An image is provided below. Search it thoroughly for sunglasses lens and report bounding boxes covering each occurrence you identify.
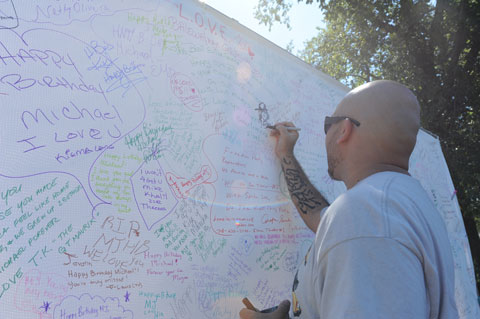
[324,123,331,135]
[324,116,359,135]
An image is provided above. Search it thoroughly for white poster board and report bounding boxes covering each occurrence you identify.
[0,0,477,318]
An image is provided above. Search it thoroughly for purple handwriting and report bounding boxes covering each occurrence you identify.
[16,135,46,153]
[84,40,114,66]
[53,293,133,319]
[20,101,122,130]
[54,125,121,143]
[84,40,148,97]
[39,301,51,313]
[33,3,110,24]
[104,61,147,95]
[55,144,115,164]
[0,0,18,30]
[16,101,124,154]
[0,73,108,103]
[0,41,81,76]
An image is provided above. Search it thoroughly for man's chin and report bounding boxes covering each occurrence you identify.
[328,168,340,181]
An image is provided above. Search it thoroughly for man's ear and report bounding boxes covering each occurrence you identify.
[336,119,353,144]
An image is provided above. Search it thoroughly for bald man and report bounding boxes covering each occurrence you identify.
[239,80,458,319]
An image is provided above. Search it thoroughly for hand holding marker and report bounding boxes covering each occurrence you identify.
[266,125,301,131]
[242,297,278,313]
[256,101,300,131]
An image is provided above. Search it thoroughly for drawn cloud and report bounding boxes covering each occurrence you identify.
[53,293,133,319]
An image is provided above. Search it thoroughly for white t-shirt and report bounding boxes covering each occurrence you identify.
[291,172,458,318]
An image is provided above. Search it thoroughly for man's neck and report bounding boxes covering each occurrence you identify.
[344,163,410,189]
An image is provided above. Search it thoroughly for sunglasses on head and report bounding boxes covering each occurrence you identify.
[324,116,361,135]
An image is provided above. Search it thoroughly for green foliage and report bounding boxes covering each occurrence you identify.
[285,40,295,53]
[254,0,293,31]
[256,0,480,289]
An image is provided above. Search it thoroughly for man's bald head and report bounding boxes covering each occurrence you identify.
[335,80,420,162]
[325,80,421,186]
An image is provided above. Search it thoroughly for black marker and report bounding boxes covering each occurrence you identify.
[266,125,301,131]
[260,306,279,313]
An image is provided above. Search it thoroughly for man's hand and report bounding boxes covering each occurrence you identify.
[270,120,328,232]
[270,122,299,158]
[239,300,291,319]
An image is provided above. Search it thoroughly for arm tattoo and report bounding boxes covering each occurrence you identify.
[281,157,327,215]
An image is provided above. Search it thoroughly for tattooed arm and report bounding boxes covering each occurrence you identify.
[271,122,329,232]
[281,154,329,231]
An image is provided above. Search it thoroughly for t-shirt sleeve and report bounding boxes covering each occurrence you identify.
[315,237,428,319]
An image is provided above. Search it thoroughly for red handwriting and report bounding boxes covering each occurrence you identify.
[261,214,292,225]
[166,165,212,199]
[170,73,203,112]
[178,3,226,40]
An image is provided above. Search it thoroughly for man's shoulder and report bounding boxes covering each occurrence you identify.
[315,172,431,256]
[323,171,403,223]
[330,171,429,215]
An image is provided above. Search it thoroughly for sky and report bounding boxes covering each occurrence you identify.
[201,0,325,54]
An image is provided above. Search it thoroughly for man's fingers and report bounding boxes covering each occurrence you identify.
[276,125,289,135]
[271,122,296,131]
[275,300,291,315]
[274,121,295,128]
[270,121,299,159]
[275,124,299,140]
[270,129,280,137]
[239,308,258,319]
[239,300,291,319]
